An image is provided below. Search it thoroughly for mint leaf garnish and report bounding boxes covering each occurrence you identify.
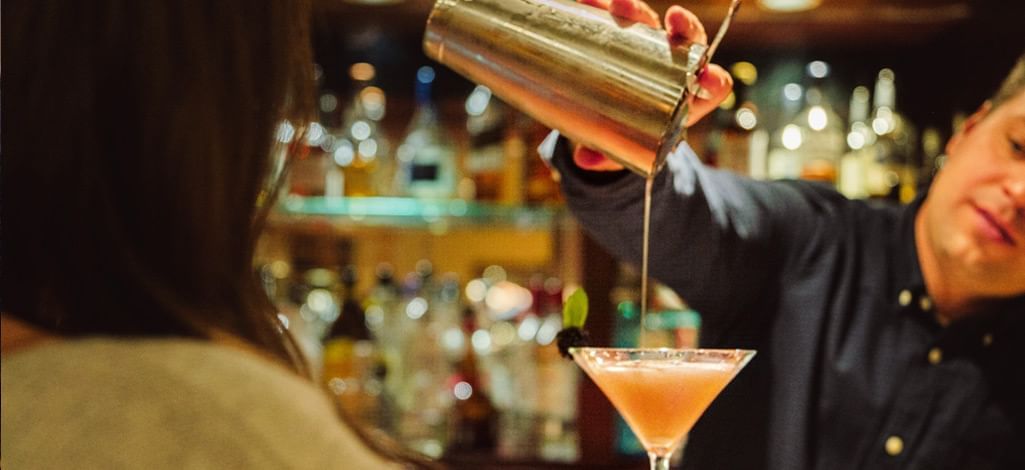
[562,288,588,329]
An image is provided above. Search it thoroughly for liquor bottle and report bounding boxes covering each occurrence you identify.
[495,275,545,459]
[767,82,805,180]
[288,64,335,197]
[365,263,400,341]
[465,85,507,201]
[523,117,563,206]
[767,62,846,184]
[395,66,458,199]
[393,267,454,458]
[335,63,391,197]
[864,68,918,202]
[795,61,845,184]
[363,263,401,434]
[839,86,875,199]
[433,273,463,336]
[448,307,499,454]
[713,61,768,178]
[322,265,379,426]
[318,81,344,198]
[534,278,580,461]
[364,264,400,384]
[327,265,371,342]
[919,126,944,183]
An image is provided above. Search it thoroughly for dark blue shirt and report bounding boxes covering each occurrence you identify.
[544,134,1025,470]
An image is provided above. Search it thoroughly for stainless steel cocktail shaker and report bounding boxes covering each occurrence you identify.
[424,0,718,176]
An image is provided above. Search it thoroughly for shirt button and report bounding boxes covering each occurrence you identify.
[898,289,913,307]
[885,435,904,456]
[918,295,933,312]
[982,334,994,347]
[928,347,943,365]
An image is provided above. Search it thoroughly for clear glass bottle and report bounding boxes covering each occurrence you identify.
[839,86,875,199]
[795,61,845,184]
[364,263,401,435]
[395,66,458,199]
[393,264,454,458]
[366,263,400,343]
[865,68,918,202]
[768,62,845,184]
[767,82,805,180]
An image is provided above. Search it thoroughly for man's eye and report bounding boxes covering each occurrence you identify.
[1012,139,1025,156]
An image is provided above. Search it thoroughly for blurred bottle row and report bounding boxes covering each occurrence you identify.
[260,259,580,462]
[705,60,945,204]
[280,63,562,206]
[282,60,946,208]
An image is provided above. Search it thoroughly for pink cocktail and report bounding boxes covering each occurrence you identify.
[570,348,756,470]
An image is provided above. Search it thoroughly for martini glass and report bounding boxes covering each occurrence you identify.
[569,348,755,470]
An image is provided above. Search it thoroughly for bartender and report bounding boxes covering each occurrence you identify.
[545,0,1025,468]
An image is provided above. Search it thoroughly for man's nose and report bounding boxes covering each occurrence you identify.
[1005,175,1025,219]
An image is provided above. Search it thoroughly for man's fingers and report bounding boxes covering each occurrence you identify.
[573,145,626,171]
[568,2,729,147]
[665,6,708,46]
[686,64,733,127]
[609,0,660,28]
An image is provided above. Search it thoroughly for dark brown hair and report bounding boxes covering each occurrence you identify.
[1,4,444,466]
[990,51,1025,110]
[1,0,313,369]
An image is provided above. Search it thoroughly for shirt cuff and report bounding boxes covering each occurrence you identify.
[537,130,633,187]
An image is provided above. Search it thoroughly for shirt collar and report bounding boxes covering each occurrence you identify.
[894,194,933,320]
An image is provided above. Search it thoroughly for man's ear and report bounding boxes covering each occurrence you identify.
[946,101,992,155]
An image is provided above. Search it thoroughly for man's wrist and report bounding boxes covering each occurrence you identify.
[538,130,631,186]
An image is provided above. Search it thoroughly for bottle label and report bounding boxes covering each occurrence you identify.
[411,163,440,182]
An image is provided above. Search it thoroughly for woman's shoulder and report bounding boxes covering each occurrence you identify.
[2,336,312,403]
[1,337,397,469]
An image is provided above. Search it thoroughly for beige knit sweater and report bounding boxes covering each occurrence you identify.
[1,338,400,469]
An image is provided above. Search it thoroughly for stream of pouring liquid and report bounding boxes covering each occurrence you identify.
[638,0,740,345]
[640,172,655,345]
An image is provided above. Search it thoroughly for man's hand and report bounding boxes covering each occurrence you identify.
[574,0,734,171]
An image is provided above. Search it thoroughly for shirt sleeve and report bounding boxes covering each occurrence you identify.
[542,131,848,343]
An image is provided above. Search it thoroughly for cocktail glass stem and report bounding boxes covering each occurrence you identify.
[648,451,672,470]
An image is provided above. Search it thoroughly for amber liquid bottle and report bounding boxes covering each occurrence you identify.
[322,266,379,427]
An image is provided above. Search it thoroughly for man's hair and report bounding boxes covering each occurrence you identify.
[990,52,1025,109]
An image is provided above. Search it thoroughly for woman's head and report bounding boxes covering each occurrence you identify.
[2,0,314,367]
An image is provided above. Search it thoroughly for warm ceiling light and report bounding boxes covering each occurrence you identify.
[350,62,376,81]
[758,0,822,12]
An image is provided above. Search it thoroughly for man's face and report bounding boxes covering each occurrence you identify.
[921,90,1025,299]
